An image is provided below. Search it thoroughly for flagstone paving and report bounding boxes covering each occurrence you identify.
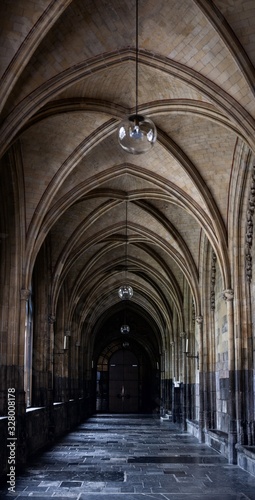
[1,414,255,499]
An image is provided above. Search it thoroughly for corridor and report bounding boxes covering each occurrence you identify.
[1,414,255,499]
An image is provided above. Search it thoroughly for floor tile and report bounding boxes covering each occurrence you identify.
[1,414,255,499]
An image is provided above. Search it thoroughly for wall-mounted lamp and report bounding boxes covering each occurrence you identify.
[185,350,199,370]
[183,337,199,369]
[64,335,68,350]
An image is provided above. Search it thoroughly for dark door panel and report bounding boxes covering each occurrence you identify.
[109,350,139,413]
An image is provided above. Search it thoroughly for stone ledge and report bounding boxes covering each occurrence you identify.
[205,429,228,458]
[186,419,199,439]
[236,444,255,477]
[26,406,45,412]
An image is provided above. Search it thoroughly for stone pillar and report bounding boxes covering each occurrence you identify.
[48,315,56,390]
[19,288,31,381]
[47,314,55,443]
[63,330,70,402]
[17,288,31,466]
[196,315,204,443]
[163,343,171,412]
[223,289,237,464]
[160,350,166,416]
[180,332,187,430]
[75,343,80,404]
[170,341,175,417]
[23,289,33,408]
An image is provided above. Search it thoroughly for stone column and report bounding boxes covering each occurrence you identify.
[22,289,33,408]
[48,315,56,390]
[223,289,237,464]
[160,350,166,416]
[163,342,171,412]
[17,288,31,466]
[19,288,31,380]
[170,341,175,418]
[196,315,204,443]
[47,314,55,443]
[180,332,187,430]
[63,329,70,402]
[75,343,81,408]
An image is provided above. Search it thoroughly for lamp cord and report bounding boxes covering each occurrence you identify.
[125,200,128,281]
[135,0,139,115]
[125,200,128,322]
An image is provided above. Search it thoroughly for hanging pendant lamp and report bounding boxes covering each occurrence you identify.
[118,284,133,300]
[120,324,130,335]
[118,0,157,154]
[118,201,133,301]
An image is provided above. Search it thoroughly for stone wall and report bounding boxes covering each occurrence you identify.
[214,265,229,433]
[0,397,90,479]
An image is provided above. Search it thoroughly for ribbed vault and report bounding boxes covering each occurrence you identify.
[1,0,255,426]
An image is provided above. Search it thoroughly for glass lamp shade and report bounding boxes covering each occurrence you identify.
[120,324,130,334]
[118,114,157,154]
[118,284,133,300]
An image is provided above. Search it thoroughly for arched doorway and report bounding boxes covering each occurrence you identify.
[109,349,139,413]
[96,339,159,413]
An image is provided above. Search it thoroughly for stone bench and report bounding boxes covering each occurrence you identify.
[236,445,255,476]
[205,429,228,458]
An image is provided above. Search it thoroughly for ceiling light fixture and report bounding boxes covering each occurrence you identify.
[120,325,130,335]
[118,0,157,154]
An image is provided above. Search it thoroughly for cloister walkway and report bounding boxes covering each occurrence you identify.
[1,414,255,499]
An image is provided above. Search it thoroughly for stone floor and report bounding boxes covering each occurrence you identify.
[1,414,255,499]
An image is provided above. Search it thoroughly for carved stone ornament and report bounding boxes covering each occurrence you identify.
[222,289,234,301]
[245,165,255,283]
[192,300,195,324]
[210,251,217,310]
[246,244,252,281]
[48,315,56,324]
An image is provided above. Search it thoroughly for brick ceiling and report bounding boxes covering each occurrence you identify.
[1,0,255,347]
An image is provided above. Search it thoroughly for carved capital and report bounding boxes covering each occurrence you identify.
[179,331,186,338]
[195,315,203,325]
[48,315,56,324]
[20,288,31,301]
[222,289,234,301]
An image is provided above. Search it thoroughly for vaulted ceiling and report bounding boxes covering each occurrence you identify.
[1,0,255,350]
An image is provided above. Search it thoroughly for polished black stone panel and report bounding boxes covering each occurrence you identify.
[1,414,255,499]
[60,481,82,487]
[78,497,250,500]
[18,470,124,482]
[128,455,227,463]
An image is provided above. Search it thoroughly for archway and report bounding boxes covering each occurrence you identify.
[95,338,159,414]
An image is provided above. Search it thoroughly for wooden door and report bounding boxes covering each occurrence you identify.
[109,350,139,413]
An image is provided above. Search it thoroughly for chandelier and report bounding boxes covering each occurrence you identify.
[118,0,157,154]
